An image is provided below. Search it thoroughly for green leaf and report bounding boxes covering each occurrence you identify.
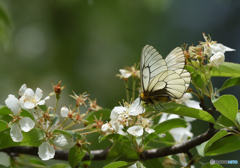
[50,163,71,168]
[105,141,138,165]
[204,130,228,154]
[235,113,240,126]
[154,118,188,134]
[103,161,128,168]
[196,141,208,157]
[219,77,240,91]
[211,62,240,77]
[143,158,163,168]
[84,108,111,125]
[29,158,47,166]
[99,133,130,143]
[0,128,44,149]
[201,163,223,168]
[212,95,238,123]
[162,107,215,123]
[0,120,8,131]
[0,106,12,115]
[205,135,240,156]
[144,133,163,146]
[214,115,235,129]
[68,146,86,168]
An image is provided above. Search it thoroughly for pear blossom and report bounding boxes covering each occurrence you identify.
[38,117,75,160]
[127,116,155,137]
[38,142,55,160]
[53,134,75,149]
[209,52,225,67]
[101,98,145,135]
[209,43,235,54]
[60,106,69,117]
[202,33,235,57]
[119,69,132,79]
[111,98,144,126]
[5,94,35,142]
[19,88,50,109]
[18,84,27,96]
[101,123,114,134]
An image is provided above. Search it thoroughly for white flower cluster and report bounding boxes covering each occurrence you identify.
[101,98,155,137]
[5,84,49,142]
[202,34,235,67]
[5,84,74,161]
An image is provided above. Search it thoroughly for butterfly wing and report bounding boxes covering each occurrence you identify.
[140,45,167,92]
[165,47,191,93]
[147,70,187,99]
[141,46,191,100]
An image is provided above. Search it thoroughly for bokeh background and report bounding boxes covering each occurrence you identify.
[0,0,240,167]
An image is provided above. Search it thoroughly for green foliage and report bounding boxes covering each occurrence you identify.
[105,141,139,166]
[205,135,240,156]
[154,118,188,134]
[197,130,228,156]
[211,62,240,77]
[162,107,215,123]
[212,95,238,123]
[68,146,86,168]
[0,128,44,149]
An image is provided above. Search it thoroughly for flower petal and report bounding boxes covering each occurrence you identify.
[35,88,43,101]
[210,43,235,54]
[127,125,143,137]
[5,94,21,115]
[38,141,55,160]
[10,123,23,142]
[22,101,35,109]
[19,84,27,96]
[129,98,145,116]
[19,117,35,132]
[60,107,69,117]
[0,152,11,167]
[145,128,155,134]
[110,106,125,121]
[53,134,75,149]
[24,88,35,98]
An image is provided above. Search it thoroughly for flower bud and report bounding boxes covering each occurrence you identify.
[209,52,225,67]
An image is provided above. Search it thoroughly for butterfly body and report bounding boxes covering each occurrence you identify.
[140,45,191,106]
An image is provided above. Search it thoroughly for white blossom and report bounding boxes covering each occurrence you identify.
[101,123,114,134]
[5,94,35,142]
[127,125,143,137]
[10,123,23,142]
[60,107,69,117]
[38,141,55,160]
[119,69,131,79]
[19,88,50,109]
[53,134,75,149]
[209,43,235,54]
[209,52,225,67]
[127,116,154,137]
[19,84,27,96]
[5,94,21,115]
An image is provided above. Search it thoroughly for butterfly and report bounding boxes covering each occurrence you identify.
[140,45,191,106]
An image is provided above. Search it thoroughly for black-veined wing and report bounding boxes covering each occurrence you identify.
[147,70,187,99]
[140,45,167,92]
[140,45,191,101]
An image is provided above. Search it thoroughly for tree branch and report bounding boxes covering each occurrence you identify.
[1,128,218,162]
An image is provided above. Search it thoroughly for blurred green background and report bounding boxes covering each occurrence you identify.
[0,0,240,167]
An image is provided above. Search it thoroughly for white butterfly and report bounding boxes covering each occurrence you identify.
[140,45,191,105]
